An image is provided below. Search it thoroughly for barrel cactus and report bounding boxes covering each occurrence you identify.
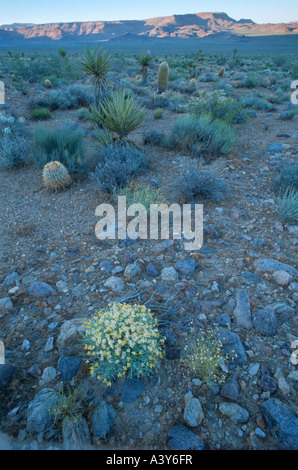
[44,79,52,89]
[158,61,169,94]
[42,161,72,191]
[218,67,225,78]
[189,78,197,88]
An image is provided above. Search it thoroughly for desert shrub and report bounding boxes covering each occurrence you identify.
[273,161,298,194]
[177,158,226,201]
[166,115,236,156]
[153,108,164,119]
[277,187,298,224]
[112,183,165,211]
[184,328,227,385]
[241,73,268,88]
[32,124,86,171]
[30,108,52,121]
[189,91,247,124]
[143,129,165,146]
[49,386,84,425]
[0,113,30,168]
[29,85,93,110]
[93,145,147,192]
[83,303,164,386]
[241,94,274,111]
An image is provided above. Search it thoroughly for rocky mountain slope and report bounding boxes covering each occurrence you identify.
[1,12,297,42]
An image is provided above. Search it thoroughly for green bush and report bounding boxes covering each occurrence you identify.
[189,91,247,124]
[277,187,298,224]
[166,115,236,157]
[33,124,86,171]
[30,108,52,121]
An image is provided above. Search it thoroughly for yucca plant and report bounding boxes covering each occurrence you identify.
[277,187,298,224]
[137,52,151,85]
[80,46,111,107]
[90,89,147,149]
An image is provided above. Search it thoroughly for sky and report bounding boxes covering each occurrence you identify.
[1,0,298,25]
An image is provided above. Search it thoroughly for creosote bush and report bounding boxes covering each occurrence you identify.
[93,144,147,193]
[83,303,165,386]
[177,158,227,201]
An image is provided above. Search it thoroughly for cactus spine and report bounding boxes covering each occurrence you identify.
[158,61,169,94]
[42,161,72,191]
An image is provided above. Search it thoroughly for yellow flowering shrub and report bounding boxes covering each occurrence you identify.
[83,303,164,386]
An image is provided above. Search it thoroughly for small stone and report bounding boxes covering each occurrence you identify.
[233,289,252,329]
[2,272,19,288]
[27,282,56,298]
[44,336,54,352]
[124,263,140,281]
[167,424,205,450]
[183,397,204,427]
[151,239,174,254]
[272,270,293,286]
[161,267,178,282]
[253,308,278,336]
[146,263,159,277]
[104,276,125,292]
[121,377,146,403]
[254,259,298,277]
[175,259,199,276]
[91,402,116,440]
[26,389,59,434]
[62,415,91,450]
[57,355,82,382]
[219,403,249,424]
[41,367,57,384]
[260,398,298,450]
[0,297,13,316]
[0,363,18,391]
[220,373,239,401]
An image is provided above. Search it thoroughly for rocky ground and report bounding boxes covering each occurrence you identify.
[0,66,298,451]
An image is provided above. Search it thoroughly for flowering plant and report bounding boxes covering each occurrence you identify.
[83,303,164,386]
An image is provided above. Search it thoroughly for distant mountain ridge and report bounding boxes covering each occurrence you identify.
[0,12,297,42]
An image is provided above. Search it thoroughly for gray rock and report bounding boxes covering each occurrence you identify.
[167,424,205,450]
[27,282,56,298]
[214,314,231,326]
[233,289,252,329]
[272,270,293,286]
[161,267,178,282]
[260,398,298,450]
[41,367,57,384]
[253,308,278,336]
[0,297,13,316]
[183,397,204,427]
[91,402,116,440]
[124,263,140,281]
[57,318,87,354]
[254,259,298,276]
[267,143,282,153]
[104,276,125,292]
[146,263,159,277]
[219,402,249,424]
[216,327,247,365]
[62,415,91,450]
[99,261,114,274]
[258,364,278,394]
[2,272,19,288]
[26,388,59,434]
[241,271,262,284]
[175,259,199,276]
[151,239,174,254]
[220,373,239,401]
[57,355,82,382]
[121,377,146,403]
